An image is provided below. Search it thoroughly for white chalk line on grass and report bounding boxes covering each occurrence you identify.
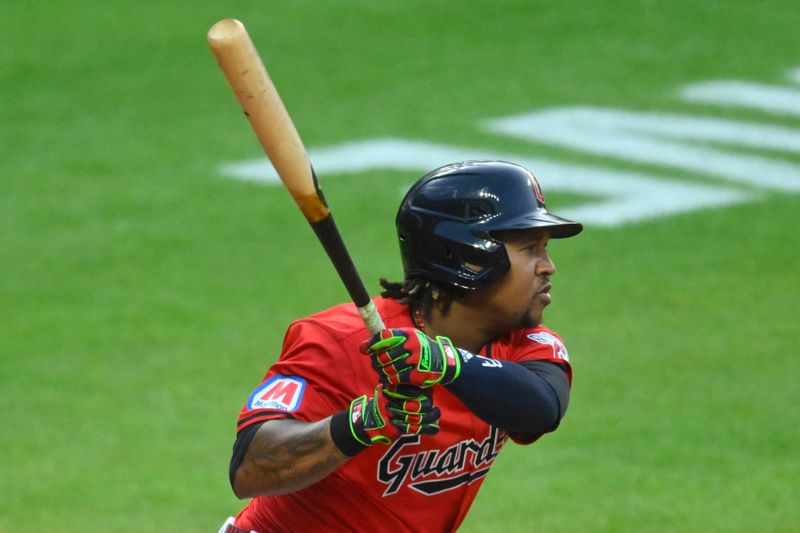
[219,66,800,228]
[220,138,748,228]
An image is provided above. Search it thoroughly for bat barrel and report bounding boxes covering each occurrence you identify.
[208,19,329,223]
[208,18,384,336]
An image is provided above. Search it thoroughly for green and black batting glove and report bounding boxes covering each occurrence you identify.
[360,328,461,388]
[349,385,441,446]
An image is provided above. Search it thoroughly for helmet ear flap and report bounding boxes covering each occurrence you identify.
[430,222,511,288]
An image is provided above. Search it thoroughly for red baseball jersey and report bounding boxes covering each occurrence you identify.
[233,297,572,532]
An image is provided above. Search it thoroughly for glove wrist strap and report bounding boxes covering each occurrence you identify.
[437,336,462,385]
[329,409,369,457]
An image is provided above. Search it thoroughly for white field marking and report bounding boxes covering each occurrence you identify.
[680,80,800,116]
[219,138,747,228]
[484,107,800,192]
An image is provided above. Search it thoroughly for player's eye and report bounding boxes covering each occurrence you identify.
[523,239,549,255]
[524,243,541,253]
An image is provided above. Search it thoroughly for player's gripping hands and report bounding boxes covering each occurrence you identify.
[330,384,440,456]
[360,328,461,388]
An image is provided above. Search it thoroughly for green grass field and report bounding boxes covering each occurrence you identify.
[2,1,799,531]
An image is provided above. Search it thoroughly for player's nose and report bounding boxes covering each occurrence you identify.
[537,254,556,276]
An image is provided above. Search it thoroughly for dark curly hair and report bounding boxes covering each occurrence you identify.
[379,277,462,322]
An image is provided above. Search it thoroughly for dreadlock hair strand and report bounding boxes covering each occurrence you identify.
[379,277,460,320]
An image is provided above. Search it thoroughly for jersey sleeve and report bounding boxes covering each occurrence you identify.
[235,320,360,433]
[499,326,573,385]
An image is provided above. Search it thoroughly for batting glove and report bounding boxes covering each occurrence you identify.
[360,328,462,388]
[349,385,440,446]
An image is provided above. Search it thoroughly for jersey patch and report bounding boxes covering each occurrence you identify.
[526,331,570,362]
[247,375,307,412]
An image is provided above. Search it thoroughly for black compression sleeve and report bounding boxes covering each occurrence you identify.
[519,359,570,419]
[445,352,570,436]
[229,422,263,490]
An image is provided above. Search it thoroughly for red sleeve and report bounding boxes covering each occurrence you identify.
[235,320,360,433]
[495,326,573,386]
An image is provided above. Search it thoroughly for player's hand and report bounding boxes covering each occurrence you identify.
[349,385,440,446]
[360,328,461,388]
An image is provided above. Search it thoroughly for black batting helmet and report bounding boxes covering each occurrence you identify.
[396,160,582,290]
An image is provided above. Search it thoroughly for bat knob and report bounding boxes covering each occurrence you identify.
[208,18,246,44]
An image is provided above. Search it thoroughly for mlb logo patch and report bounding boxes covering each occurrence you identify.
[248,375,306,412]
[527,332,570,362]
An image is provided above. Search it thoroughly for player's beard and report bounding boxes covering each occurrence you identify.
[518,296,545,329]
[519,313,538,329]
[518,309,539,329]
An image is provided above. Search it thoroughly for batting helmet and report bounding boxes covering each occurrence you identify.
[396,160,582,290]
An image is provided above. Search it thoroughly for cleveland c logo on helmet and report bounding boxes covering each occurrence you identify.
[530,172,547,205]
[396,160,582,291]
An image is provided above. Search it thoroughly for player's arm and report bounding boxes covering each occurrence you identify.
[363,329,569,438]
[445,355,570,438]
[231,417,347,498]
[230,385,439,498]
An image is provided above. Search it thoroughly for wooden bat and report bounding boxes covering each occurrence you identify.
[207,18,385,335]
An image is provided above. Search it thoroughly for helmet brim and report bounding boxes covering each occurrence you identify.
[490,210,583,239]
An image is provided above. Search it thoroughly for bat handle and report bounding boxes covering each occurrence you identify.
[358,301,385,336]
[309,214,385,335]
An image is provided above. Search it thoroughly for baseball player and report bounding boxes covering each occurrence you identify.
[221,160,582,533]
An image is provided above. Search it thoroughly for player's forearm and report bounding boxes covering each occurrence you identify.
[445,355,565,435]
[232,417,349,498]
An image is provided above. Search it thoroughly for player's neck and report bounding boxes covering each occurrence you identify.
[417,302,495,354]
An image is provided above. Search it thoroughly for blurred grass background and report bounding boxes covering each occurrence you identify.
[2,1,799,530]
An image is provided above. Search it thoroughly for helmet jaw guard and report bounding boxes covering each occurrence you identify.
[397,160,582,291]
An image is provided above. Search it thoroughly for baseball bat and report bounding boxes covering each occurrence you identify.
[207,18,385,335]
